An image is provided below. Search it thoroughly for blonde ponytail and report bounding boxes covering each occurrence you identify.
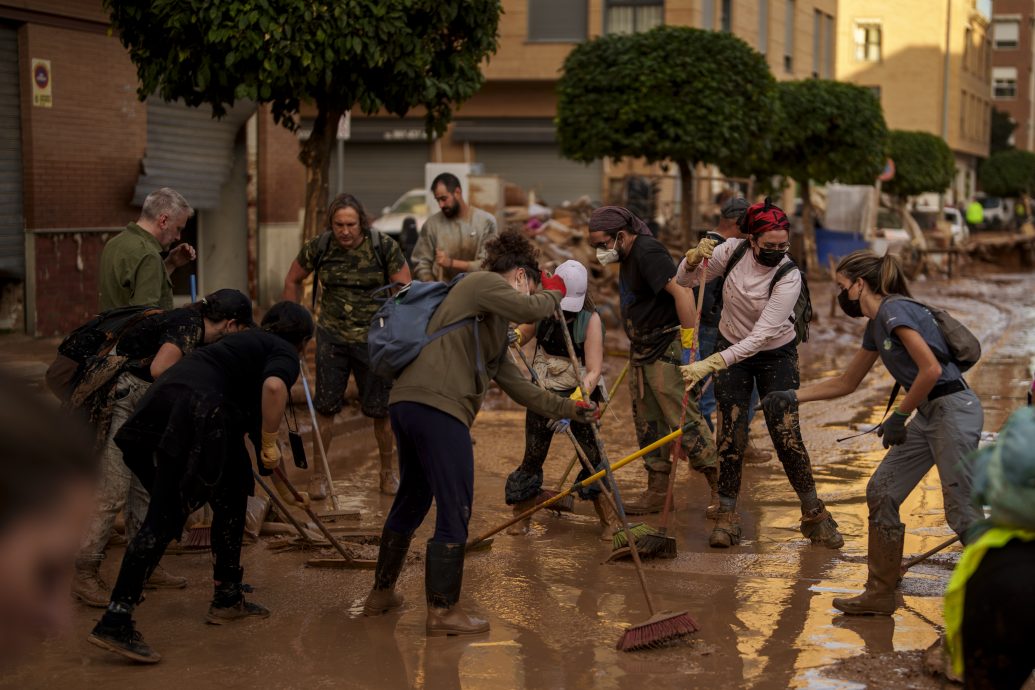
[836,250,912,297]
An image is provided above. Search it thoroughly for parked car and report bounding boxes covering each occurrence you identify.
[911,206,969,246]
[979,195,1013,228]
[371,189,428,237]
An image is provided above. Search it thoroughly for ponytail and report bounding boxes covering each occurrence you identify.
[877,253,912,298]
[836,250,912,298]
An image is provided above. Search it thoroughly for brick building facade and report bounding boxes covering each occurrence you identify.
[991,0,1035,151]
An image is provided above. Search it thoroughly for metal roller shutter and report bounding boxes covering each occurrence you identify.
[0,24,24,279]
[475,144,603,207]
[332,142,428,217]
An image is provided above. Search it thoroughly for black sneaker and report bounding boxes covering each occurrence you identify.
[206,597,271,625]
[87,615,161,664]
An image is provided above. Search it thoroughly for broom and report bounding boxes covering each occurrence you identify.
[555,305,699,651]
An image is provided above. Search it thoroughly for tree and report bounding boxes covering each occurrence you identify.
[771,80,887,272]
[105,0,501,242]
[556,26,776,245]
[990,108,1017,155]
[883,130,955,200]
[979,149,1035,198]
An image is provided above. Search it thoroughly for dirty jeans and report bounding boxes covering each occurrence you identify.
[866,389,983,538]
[384,402,473,543]
[631,339,717,475]
[714,337,817,508]
[79,372,150,563]
[698,325,758,431]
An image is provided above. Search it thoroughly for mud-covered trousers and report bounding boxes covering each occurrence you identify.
[108,448,249,608]
[713,337,817,507]
[384,402,473,543]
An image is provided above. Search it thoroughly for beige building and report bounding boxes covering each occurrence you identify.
[836,0,993,203]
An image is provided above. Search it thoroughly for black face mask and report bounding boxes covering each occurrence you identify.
[753,243,786,268]
[838,285,864,318]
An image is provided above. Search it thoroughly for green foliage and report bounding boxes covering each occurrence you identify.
[103,0,501,136]
[771,80,888,186]
[990,108,1017,155]
[556,26,775,171]
[883,130,955,198]
[979,149,1035,197]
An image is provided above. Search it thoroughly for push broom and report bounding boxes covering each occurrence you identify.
[555,306,699,651]
[299,360,359,521]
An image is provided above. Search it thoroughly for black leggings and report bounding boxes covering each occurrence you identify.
[109,449,249,608]
[713,337,816,506]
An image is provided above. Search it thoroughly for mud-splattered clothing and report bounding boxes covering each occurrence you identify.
[116,308,205,382]
[411,207,498,282]
[314,331,390,418]
[296,230,406,344]
[98,222,174,311]
[619,234,680,365]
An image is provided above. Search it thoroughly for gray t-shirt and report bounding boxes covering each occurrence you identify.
[862,297,961,389]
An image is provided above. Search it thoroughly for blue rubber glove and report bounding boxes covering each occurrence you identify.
[877,410,910,448]
[548,418,571,435]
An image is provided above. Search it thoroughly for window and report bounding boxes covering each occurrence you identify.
[823,13,835,78]
[758,0,769,54]
[528,0,588,42]
[853,22,881,61]
[993,19,1020,49]
[605,0,663,35]
[812,10,821,76]
[702,0,714,30]
[720,0,732,32]
[784,0,795,73]
[993,66,1018,99]
[964,27,972,71]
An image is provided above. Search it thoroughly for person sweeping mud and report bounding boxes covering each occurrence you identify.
[678,199,843,549]
[763,249,983,615]
[70,290,255,607]
[505,259,611,537]
[362,231,598,636]
[587,206,717,516]
[87,302,314,663]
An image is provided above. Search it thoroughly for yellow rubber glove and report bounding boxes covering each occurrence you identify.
[510,328,523,346]
[260,430,282,470]
[684,238,718,270]
[680,327,696,350]
[569,388,583,402]
[680,352,727,390]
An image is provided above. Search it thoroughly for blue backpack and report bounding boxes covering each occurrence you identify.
[367,274,482,379]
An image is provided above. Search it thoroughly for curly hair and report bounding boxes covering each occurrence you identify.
[482,230,541,282]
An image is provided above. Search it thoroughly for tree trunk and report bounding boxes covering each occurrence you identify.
[678,159,695,248]
[298,105,345,242]
[800,178,819,277]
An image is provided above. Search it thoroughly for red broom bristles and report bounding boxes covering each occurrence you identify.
[616,611,700,652]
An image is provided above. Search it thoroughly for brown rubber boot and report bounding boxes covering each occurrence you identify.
[425,542,489,637]
[505,495,538,535]
[708,511,742,548]
[834,523,904,616]
[307,474,330,501]
[72,559,110,608]
[591,495,615,541]
[703,467,721,519]
[743,441,773,464]
[624,469,669,515]
[144,564,187,590]
[363,528,411,616]
[800,501,845,549]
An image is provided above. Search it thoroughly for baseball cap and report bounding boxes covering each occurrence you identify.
[720,196,749,221]
[205,288,256,327]
[553,260,588,312]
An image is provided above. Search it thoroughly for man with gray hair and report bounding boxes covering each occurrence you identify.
[98,187,197,311]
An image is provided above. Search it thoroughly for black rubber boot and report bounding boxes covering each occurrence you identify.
[88,608,161,664]
[425,541,488,637]
[834,522,905,616]
[206,567,270,625]
[363,527,412,616]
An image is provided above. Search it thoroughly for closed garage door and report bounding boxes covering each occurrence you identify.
[332,143,428,217]
[476,144,602,207]
[0,24,23,279]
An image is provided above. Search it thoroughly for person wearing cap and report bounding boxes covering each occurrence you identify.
[505,260,612,537]
[587,206,718,516]
[70,289,255,608]
[695,195,772,465]
[677,199,843,550]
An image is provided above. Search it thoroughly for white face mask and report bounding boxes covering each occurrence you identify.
[596,236,621,265]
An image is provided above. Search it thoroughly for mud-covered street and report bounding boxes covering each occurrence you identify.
[4,272,1034,690]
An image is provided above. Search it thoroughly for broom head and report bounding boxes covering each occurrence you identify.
[612,522,655,550]
[540,489,575,513]
[616,610,700,652]
[633,531,677,559]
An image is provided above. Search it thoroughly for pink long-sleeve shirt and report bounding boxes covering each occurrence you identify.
[676,238,799,366]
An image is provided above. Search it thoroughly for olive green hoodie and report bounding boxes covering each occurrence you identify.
[390,271,578,427]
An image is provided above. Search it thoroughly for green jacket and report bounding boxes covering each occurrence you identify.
[390,271,578,427]
[98,223,173,311]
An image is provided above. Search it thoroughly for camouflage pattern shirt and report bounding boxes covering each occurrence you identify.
[297,231,407,343]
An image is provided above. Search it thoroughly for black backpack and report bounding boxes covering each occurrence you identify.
[310,228,389,309]
[722,240,812,344]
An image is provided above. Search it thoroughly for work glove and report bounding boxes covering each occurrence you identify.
[684,238,718,270]
[509,328,523,346]
[548,389,584,433]
[877,410,910,448]
[761,390,798,417]
[680,352,727,391]
[260,430,282,470]
[540,271,567,297]
[572,399,599,425]
[680,327,696,365]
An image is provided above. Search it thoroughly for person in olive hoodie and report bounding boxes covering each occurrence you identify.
[362,231,598,637]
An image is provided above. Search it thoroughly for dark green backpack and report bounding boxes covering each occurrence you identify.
[723,240,812,344]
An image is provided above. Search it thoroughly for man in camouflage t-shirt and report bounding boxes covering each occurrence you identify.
[283,194,411,495]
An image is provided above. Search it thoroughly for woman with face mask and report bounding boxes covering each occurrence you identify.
[676,199,843,550]
[761,250,983,616]
[362,231,598,638]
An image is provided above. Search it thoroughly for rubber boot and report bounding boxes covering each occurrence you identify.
[506,495,538,535]
[425,541,489,637]
[800,500,845,549]
[591,495,614,541]
[363,528,412,616]
[144,564,187,590]
[743,441,773,464]
[708,510,742,548]
[624,469,669,515]
[88,606,160,664]
[206,567,270,625]
[72,558,110,608]
[833,522,904,616]
[703,467,721,519]
[307,473,330,501]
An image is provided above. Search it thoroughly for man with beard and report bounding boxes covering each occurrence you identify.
[411,173,498,282]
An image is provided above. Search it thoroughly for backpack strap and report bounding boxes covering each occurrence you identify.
[369,228,389,284]
[767,261,799,296]
[721,240,751,282]
[310,230,334,310]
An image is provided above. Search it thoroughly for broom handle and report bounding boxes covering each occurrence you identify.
[900,535,960,575]
[466,424,689,548]
[555,306,657,616]
[555,361,629,490]
[299,359,341,511]
[253,469,313,544]
[273,466,356,563]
